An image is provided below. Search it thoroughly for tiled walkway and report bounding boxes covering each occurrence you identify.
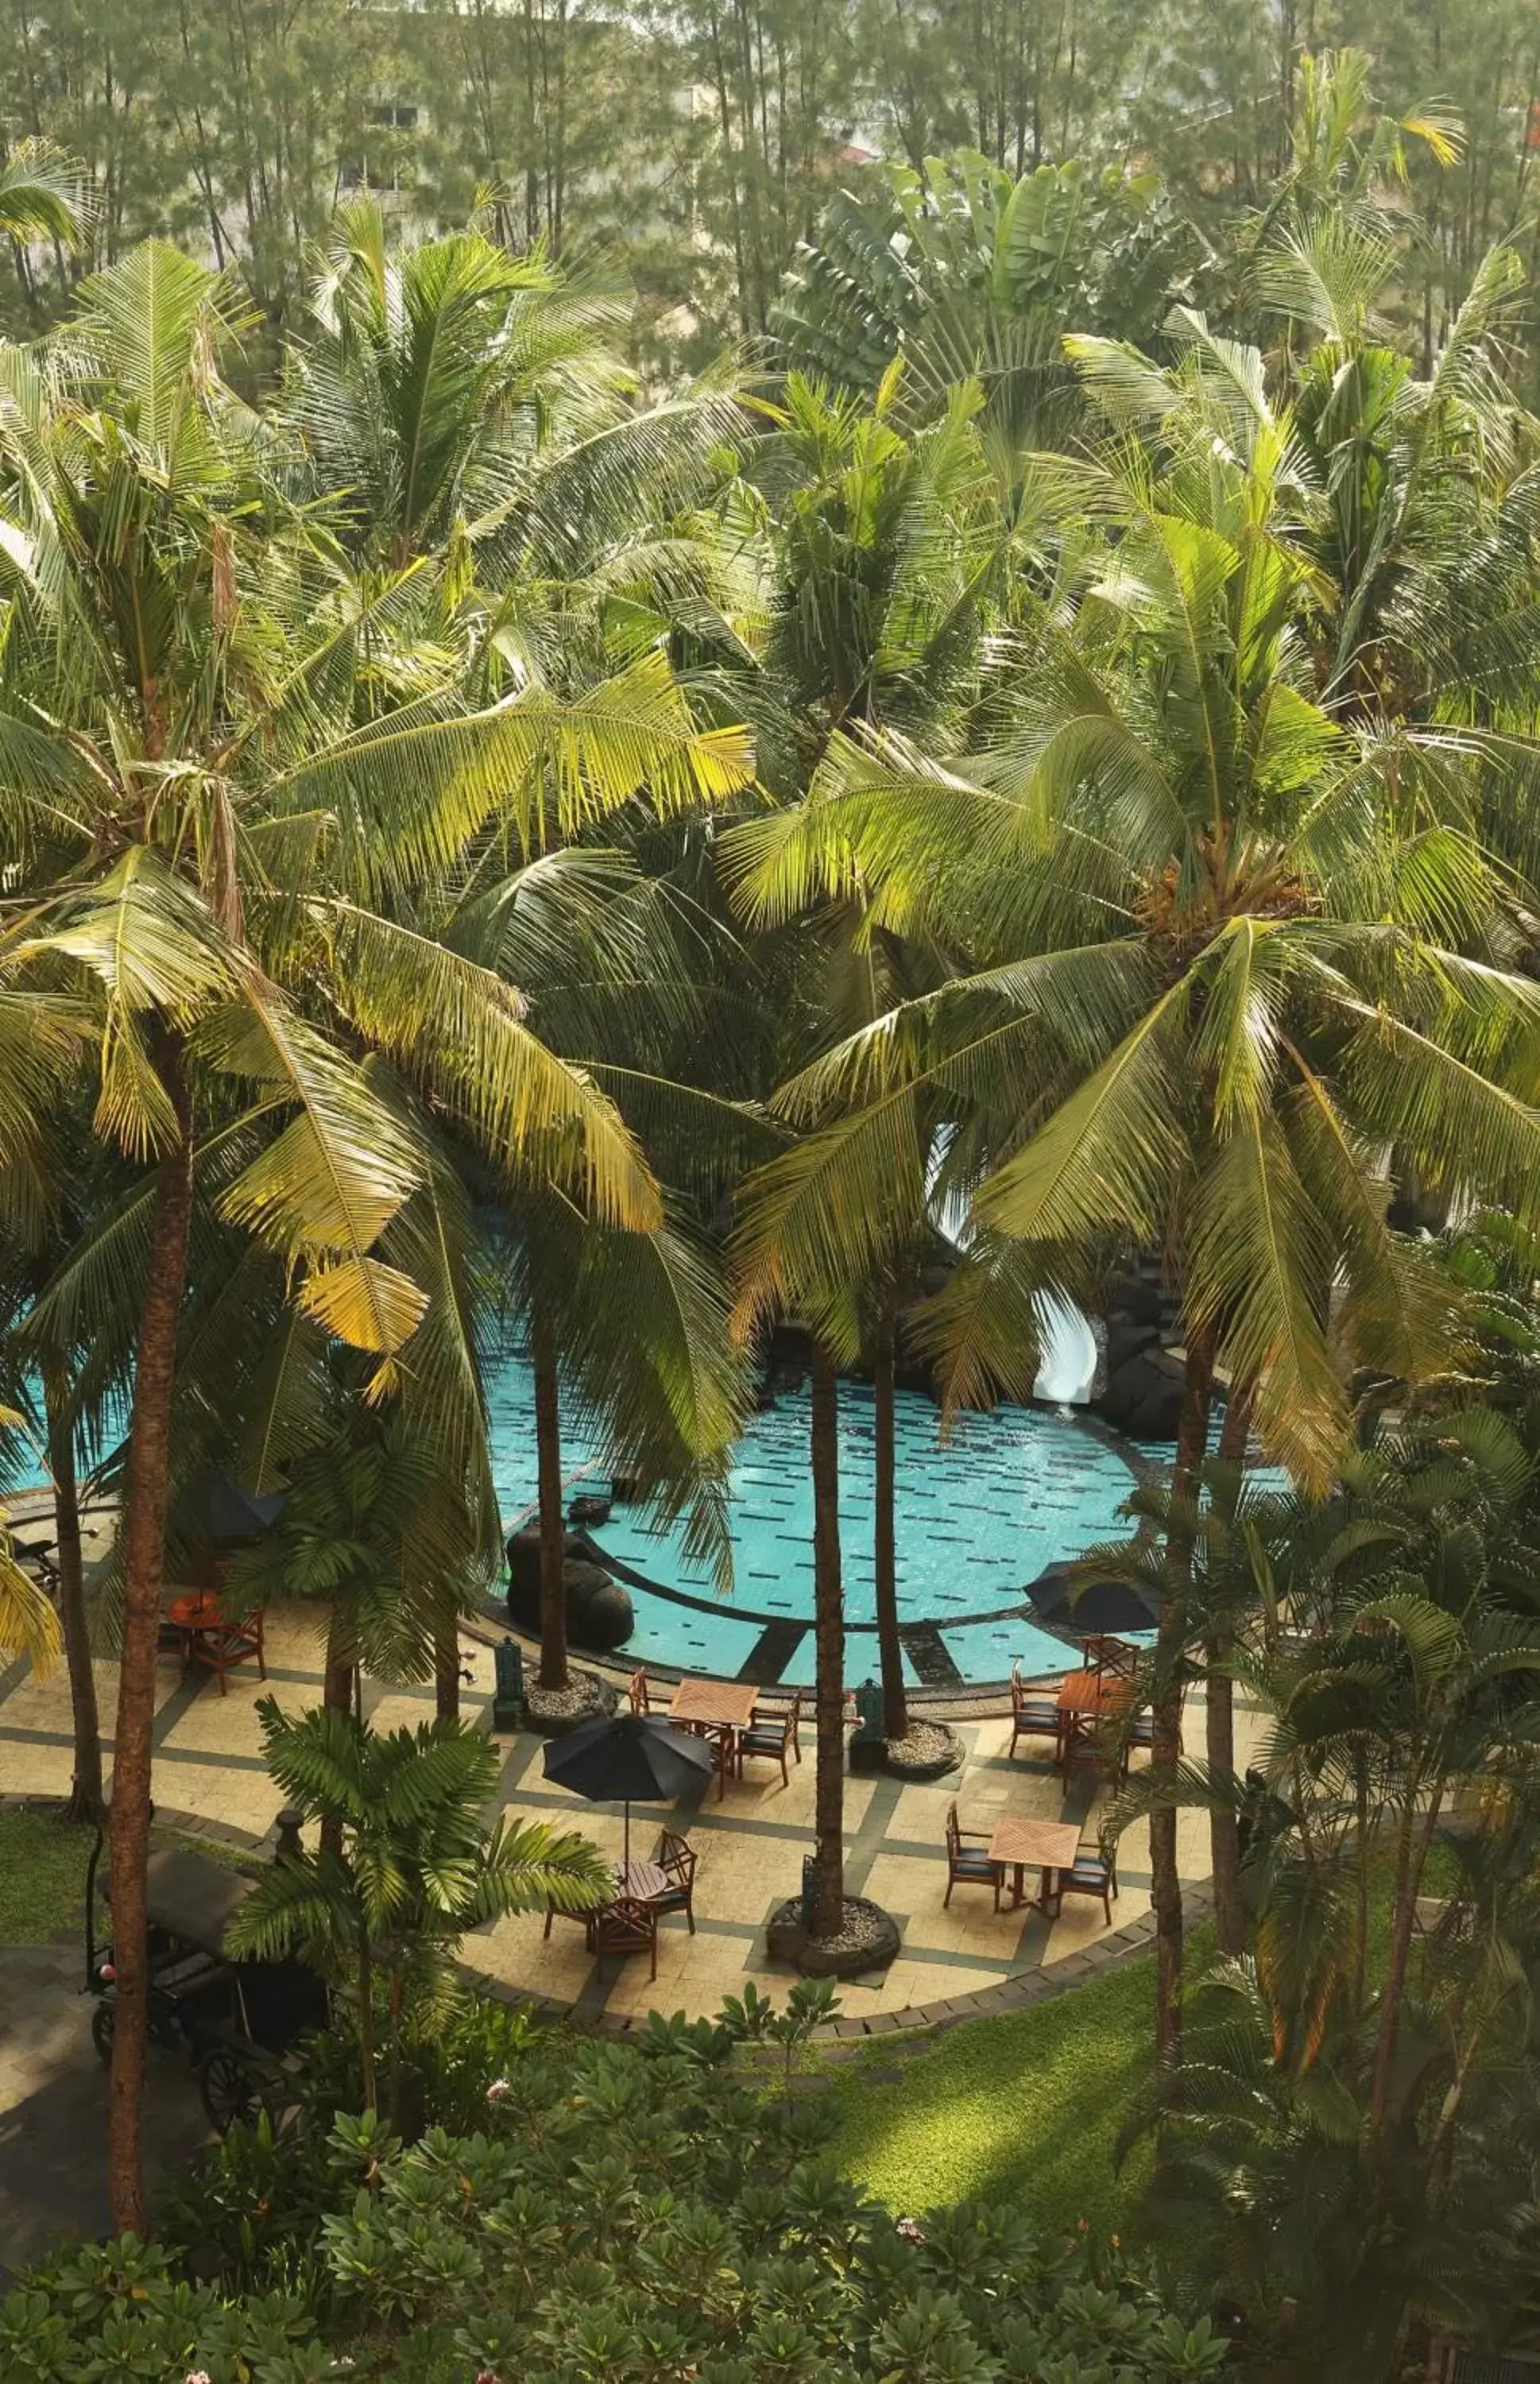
[0,1601,1251,2027]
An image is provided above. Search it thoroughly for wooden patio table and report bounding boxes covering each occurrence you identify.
[1055,1669,1131,1717]
[614,1860,670,1903]
[988,1816,1083,1911]
[1056,1669,1134,1771]
[668,1678,759,1732]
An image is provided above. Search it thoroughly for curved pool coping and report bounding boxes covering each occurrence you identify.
[533,1403,1155,1697]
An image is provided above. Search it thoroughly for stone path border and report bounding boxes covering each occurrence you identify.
[3,1790,1213,2049]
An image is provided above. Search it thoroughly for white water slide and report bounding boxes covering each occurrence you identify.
[926,1133,1098,1406]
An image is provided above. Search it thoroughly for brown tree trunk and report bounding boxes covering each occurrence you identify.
[320,1606,355,1859]
[1149,1326,1215,2068]
[810,1341,845,1939]
[48,1384,103,1825]
[107,1051,195,2239]
[1208,1383,1253,1957]
[356,1927,377,2114]
[1372,1782,1444,2131]
[434,1604,461,1723]
[872,1304,907,1744]
[532,1296,567,1693]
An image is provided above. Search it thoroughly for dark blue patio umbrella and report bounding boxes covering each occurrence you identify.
[543,1712,716,1874]
[185,1468,287,1545]
[1023,1564,1160,1642]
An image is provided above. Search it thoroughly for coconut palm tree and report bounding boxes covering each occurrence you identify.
[225,1697,610,2127]
[729,370,997,1931]
[0,1467,58,1674]
[724,317,1540,2041]
[0,240,750,2231]
[277,204,761,1701]
[775,148,1194,474]
[0,137,87,313]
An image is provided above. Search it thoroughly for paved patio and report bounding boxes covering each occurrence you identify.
[0,1599,1254,2029]
[0,1939,211,2285]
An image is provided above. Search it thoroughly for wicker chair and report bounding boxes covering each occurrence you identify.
[628,1667,651,1715]
[590,1895,658,1980]
[1008,1662,1062,1763]
[737,1694,801,1787]
[653,1829,698,1933]
[943,1802,1001,1910]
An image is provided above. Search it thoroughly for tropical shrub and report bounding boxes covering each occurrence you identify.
[5,1999,1226,2382]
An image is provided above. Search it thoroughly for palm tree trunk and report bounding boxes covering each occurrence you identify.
[108,1048,195,2239]
[434,1605,461,1722]
[47,1384,103,1825]
[1208,1384,1252,1957]
[1150,1326,1214,2067]
[1372,1778,1444,2131]
[320,1606,354,1860]
[532,1296,568,1694]
[386,1966,403,2132]
[810,1341,845,1939]
[356,1925,377,2114]
[872,1303,907,1744]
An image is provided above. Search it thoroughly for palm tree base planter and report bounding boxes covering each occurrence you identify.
[523,1671,618,1736]
[765,1896,901,1978]
[854,1720,964,1782]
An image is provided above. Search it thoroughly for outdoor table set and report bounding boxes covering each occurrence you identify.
[946,1800,1119,1924]
[540,1705,718,1979]
[985,1816,1084,1912]
[1054,1668,1135,1772]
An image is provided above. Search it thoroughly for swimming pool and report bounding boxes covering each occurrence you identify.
[6,1345,1156,1693]
[486,1352,1150,1691]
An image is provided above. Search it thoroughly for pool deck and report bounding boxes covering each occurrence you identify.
[0,1599,1258,2033]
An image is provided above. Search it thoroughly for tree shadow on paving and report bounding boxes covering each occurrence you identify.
[0,1945,211,2285]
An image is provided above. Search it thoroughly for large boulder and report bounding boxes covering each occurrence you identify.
[505,1527,634,1651]
[1098,1345,1186,1439]
[1105,1316,1162,1376]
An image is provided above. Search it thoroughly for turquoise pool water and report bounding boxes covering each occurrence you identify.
[7,1349,1155,1692]
[486,1352,1147,1689]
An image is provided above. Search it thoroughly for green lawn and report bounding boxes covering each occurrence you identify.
[826,1845,1463,2244]
[0,1809,262,1949]
[824,1949,1160,2240]
[0,1809,96,1945]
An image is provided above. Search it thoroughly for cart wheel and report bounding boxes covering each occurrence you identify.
[198,2048,261,2136]
[91,2003,114,2065]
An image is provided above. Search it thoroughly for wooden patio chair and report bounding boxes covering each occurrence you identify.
[1008,1661,1062,1763]
[590,1895,658,1981]
[183,1605,267,1697]
[737,1693,800,1787]
[1118,1706,1156,1778]
[543,1888,605,1942]
[943,1802,1000,1910]
[1051,1846,1117,1924]
[653,1829,698,1933]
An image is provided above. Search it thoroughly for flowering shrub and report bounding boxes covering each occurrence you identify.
[1,1999,1226,2382]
